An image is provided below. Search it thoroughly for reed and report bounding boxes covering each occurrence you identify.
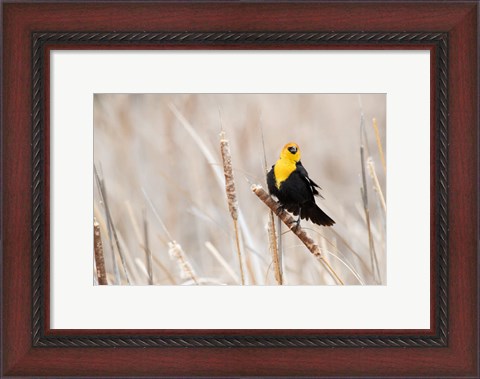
[359,113,381,284]
[94,165,130,284]
[367,157,386,213]
[205,241,240,284]
[372,118,386,172]
[151,255,177,285]
[143,209,154,285]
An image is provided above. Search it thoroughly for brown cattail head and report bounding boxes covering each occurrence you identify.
[220,131,238,220]
[93,218,108,285]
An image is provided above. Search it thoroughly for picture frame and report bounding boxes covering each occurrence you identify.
[2,1,478,377]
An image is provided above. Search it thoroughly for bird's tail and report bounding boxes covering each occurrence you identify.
[301,202,335,226]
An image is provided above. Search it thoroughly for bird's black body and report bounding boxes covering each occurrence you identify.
[267,160,335,227]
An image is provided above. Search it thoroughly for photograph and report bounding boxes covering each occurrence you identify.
[93,93,386,285]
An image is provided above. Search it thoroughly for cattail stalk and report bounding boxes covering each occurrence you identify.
[252,185,344,285]
[258,118,283,284]
[268,210,283,284]
[93,218,108,285]
[220,131,245,285]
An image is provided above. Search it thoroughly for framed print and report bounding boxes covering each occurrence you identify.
[2,1,478,377]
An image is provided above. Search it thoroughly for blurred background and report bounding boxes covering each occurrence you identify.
[94,94,386,285]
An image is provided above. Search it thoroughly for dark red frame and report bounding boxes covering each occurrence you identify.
[2,2,478,377]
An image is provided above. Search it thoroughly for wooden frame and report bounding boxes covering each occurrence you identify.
[2,1,478,377]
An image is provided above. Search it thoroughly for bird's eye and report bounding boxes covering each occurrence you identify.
[288,146,297,154]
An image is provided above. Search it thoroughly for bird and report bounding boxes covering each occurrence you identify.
[266,142,335,227]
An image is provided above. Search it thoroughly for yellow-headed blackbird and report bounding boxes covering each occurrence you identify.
[267,142,335,227]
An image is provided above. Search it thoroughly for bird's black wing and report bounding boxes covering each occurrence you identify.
[294,162,334,225]
[296,161,323,198]
[266,165,278,196]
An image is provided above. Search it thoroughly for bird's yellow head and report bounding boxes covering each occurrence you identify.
[280,142,301,162]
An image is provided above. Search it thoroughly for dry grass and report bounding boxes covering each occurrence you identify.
[94,165,130,284]
[359,112,382,284]
[367,157,387,213]
[93,94,386,285]
[142,209,154,285]
[372,118,386,173]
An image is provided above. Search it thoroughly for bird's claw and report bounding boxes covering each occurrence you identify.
[291,217,301,231]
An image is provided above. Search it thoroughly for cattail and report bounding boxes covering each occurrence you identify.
[267,211,283,284]
[220,131,245,285]
[258,118,283,284]
[252,184,343,285]
[168,241,199,285]
[220,131,238,220]
[93,218,108,285]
